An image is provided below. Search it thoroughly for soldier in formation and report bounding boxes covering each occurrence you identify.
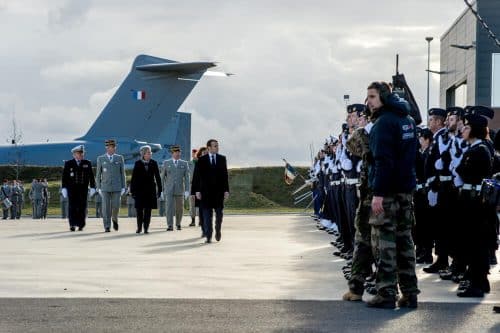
[310,81,498,309]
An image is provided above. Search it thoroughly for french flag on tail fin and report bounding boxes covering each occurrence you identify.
[132,90,146,100]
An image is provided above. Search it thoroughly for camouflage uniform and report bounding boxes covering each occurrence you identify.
[346,126,375,294]
[369,193,418,298]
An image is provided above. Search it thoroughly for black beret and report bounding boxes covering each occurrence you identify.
[464,113,488,128]
[428,108,447,118]
[351,104,367,117]
[464,105,494,120]
[446,106,464,118]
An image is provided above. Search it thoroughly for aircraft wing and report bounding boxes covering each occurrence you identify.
[135,62,216,74]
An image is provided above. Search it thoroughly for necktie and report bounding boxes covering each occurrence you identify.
[109,155,113,162]
[211,155,215,166]
[76,160,80,167]
[174,160,178,167]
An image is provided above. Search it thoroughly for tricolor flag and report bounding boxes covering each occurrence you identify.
[284,160,299,185]
[132,90,146,100]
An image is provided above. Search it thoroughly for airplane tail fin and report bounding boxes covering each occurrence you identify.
[78,55,216,144]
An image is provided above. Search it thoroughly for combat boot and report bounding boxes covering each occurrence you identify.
[397,294,418,308]
[366,294,396,309]
[342,290,363,302]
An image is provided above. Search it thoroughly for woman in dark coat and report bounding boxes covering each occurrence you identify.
[455,113,492,297]
[130,145,162,234]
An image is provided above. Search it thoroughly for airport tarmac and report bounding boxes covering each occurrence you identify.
[0,215,498,332]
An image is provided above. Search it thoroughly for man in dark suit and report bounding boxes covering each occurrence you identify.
[62,145,96,231]
[191,139,229,243]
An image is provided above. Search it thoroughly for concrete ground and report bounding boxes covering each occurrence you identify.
[0,215,498,332]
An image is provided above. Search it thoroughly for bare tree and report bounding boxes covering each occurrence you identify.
[6,114,24,180]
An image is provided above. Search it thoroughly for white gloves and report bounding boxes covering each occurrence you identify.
[341,158,353,171]
[98,189,102,196]
[160,192,164,200]
[121,188,126,196]
[61,188,68,198]
[434,159,444,171]
[89,188,96,197]
[427,190,438,207]
[184,191,190,200]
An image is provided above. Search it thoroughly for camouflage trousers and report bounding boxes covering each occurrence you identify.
[369,193,419,297]
[348,191,375,295]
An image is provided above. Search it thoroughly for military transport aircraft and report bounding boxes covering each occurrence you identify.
[0,54,229,167]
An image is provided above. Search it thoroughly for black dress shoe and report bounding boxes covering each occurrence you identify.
[166,227,173,231]
[176,225,181,230]
[70,226,75,232]
[105,228,111,232]
[493,305,500,313]
[205,239,212,243]
[78,227,84,231]
[439,270,453,280]
[423,262,447,274]
[144,229,149,234]
[136,229,141,234]
[113,222,119,231]
[457,286,484,298]
[215,231,221,241]
[189,222,196,227]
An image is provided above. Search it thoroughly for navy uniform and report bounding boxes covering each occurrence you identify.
[344,106,376,300]
[1,181,11,220]
[62,145,96,231]
[455,111,493,297]
[423,108,453,273]
[340,105,362,258]
[414,128,433,264]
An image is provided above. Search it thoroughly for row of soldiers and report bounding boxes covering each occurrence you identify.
[310,91,499,307]
[0,179,50,220]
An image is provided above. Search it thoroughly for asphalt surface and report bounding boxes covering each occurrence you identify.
[0,299,498,333]
[0,215,498,332]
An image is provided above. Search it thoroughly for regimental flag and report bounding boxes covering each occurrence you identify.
[284,161,299,185]
[132,90,146,100]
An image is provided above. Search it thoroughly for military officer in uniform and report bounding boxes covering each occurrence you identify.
[95,139,126,232]
[161,145,190,231]
[455,108,494,297]
[61,145,96,231]
[343,104,376,301]
[423,108,452,273]
[2,180,11,220]
[16,180,24,219]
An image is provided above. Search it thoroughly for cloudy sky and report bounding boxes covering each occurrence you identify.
[0,0,467,167]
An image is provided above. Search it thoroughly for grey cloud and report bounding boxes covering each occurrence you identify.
[0,0,468,167]
[48,0,91,29]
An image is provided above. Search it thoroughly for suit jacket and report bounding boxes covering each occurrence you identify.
[95,154,126,192]
[191,153,229,208]
[161,159,190,196]
[62,159,96,192]
[130,159,162,209]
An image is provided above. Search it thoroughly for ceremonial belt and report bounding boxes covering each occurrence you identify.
[416,183,426,190]
[330,181,341,186]
[345,178,359,185]
[439,176,452,182]
[462,183,482,191]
